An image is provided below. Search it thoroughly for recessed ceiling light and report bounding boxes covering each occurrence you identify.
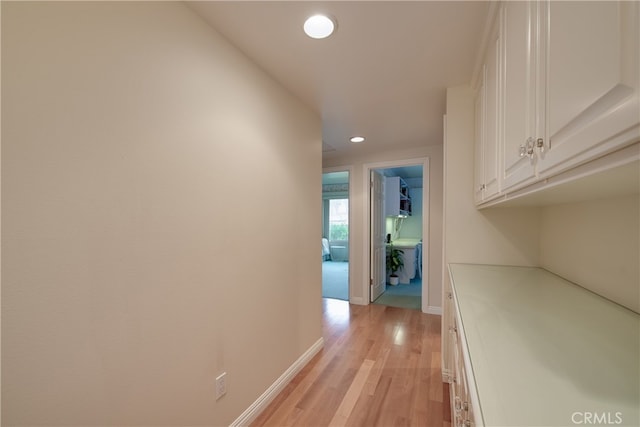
[350,136,365,143]
[304,14,336,39]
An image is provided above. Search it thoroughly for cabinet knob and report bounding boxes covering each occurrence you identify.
[526,137,535,156]
[520,137,535,158]
[447,292,453,299]
[520,137,545,159]
[454,396,462,412]
[479,184,486,191]
[519,144,527,157]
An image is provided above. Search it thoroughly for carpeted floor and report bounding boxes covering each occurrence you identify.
[322,260,422,309]
[373,277,422,310]
[322,261,349,300]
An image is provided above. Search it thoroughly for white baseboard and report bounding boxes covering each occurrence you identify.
[424,305,442,315]
[230,337,324,427]
[350,296,366,305]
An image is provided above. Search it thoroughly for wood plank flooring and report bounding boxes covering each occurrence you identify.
[251,299,451,427]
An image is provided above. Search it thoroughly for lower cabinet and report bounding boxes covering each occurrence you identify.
[450,311,477,427]
[444,273,478,427]
[443,264,640,427]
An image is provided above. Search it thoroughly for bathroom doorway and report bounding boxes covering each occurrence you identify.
[322,169,351,301]
[364,158,429,311]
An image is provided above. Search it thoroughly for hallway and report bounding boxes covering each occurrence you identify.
[251,299,449,426]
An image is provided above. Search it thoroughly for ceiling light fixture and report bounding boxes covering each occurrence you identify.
[350,136,365,143]
[303,14,336,39]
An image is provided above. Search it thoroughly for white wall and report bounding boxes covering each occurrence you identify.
[443,86,541,269]
[324,145,443,312]
[2,2,321,425]
[540,195,640,313]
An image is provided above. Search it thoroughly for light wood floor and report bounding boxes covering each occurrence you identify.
[251,298,451,427]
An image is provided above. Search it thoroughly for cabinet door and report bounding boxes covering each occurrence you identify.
[483,18,500,199]
[451,318,463,426]
[459,363,474,427]
[474,70,486,205]
[539,1,640,176]
[474,8,505,205]
[384,176,400,216]
[442,280,455,384]
[385,176,412,216]
[502,1,539,191]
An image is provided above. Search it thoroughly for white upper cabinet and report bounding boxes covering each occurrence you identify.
[501,1,540,191]
[385,176,412,217]
[474,0,640,206]
[474,70,485,205]
[539,1,640,177]
[474,14,501,203]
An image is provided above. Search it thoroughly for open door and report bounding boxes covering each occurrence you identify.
[370,170,386,302]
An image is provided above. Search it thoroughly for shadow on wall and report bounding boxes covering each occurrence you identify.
[481,207,542,265]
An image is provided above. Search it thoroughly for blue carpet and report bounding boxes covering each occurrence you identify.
[322,261,348,300]
[373,278,422,310]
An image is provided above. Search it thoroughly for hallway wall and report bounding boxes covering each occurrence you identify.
[2,2,321,425]
[540,194,640,313]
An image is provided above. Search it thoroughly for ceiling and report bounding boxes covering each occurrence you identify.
[187,1,490,160]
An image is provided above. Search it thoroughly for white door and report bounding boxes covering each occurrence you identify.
[370,170,386,302]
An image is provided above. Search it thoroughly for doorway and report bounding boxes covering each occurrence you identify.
[322,169,351,301]
[365,159,429,311]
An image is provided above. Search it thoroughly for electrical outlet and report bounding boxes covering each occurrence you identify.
[215,372,227,400]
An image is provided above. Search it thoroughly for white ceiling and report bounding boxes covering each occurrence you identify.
[187,1,490,160]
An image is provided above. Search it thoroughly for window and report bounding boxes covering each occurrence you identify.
[329,199,348,240]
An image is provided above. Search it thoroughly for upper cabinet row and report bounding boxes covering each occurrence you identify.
[385,176,412,217]
[475,1,640,206]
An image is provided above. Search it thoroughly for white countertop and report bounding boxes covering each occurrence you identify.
[390,238,420,248]
[449,264,640,427]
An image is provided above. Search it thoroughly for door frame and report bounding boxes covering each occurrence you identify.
[362,157,431,312]
[322,165,353,302]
